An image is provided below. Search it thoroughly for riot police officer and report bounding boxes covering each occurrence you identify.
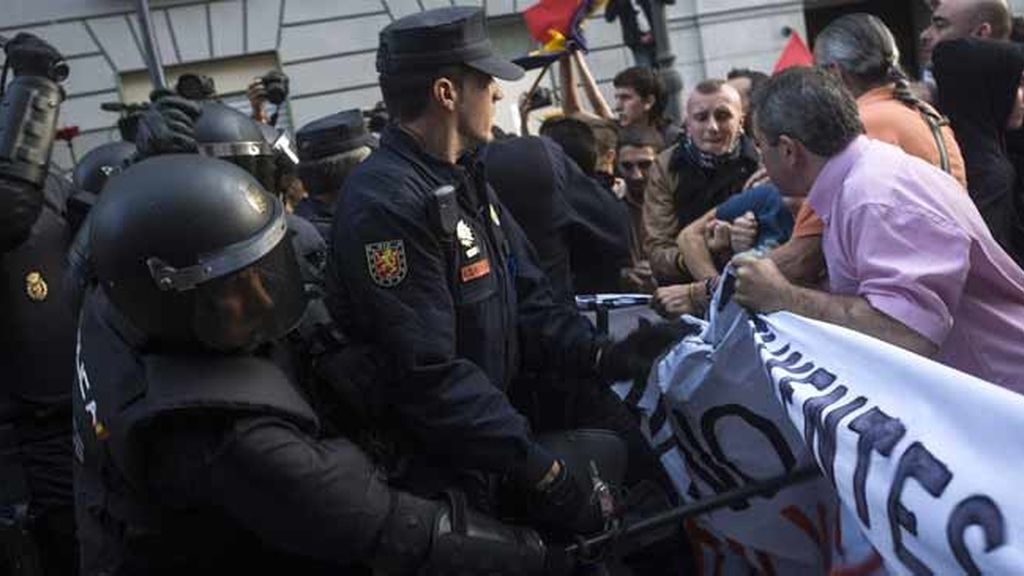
[66,140,136,233]
[192,101,326,289]
[327,6,681,534]
[0,32,77,575]
[74,154,565,575]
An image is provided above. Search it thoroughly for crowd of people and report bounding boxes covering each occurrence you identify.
[2,0,1024,574]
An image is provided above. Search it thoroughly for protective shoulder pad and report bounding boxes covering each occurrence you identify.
[140,354,319,434]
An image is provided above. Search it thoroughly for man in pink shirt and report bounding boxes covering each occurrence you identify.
[731,67,1024,394]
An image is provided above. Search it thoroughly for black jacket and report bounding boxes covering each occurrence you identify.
[670,135,760,231]
[484,136,631,304]
[934,37,1024,265]
[327,126,601,486]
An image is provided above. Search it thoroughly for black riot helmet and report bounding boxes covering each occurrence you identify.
[194,101,279,192]
[72,141,137,195]
[89,154,306,351]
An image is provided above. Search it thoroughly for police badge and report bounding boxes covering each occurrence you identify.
[25,271,48,302]
[365,240,407,287]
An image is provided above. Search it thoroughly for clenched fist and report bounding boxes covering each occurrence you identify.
[732,253,793,313]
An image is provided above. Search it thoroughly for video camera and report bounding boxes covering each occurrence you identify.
[175,73,216,101]
[260,70,289,105]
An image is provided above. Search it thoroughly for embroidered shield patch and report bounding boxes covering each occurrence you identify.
[365,240,407,287]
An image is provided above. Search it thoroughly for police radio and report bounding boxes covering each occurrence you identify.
[430,185,459,236]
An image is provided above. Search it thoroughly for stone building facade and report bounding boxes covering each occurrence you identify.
[4,0,1022,171]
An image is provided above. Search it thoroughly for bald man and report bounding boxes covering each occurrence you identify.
[921,0,1012,65]
[643,79,760,284]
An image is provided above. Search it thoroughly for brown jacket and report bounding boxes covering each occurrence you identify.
[642,139,760,283]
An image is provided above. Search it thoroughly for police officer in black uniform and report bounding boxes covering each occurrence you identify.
[65,140,136,234]
[327,6,681,535]
[74,154,568,575]
[0,32,78,575]
[484,135,632,306]
[294,109,375,240]
[191,101,327,289]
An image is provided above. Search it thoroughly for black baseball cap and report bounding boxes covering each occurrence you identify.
[377,7,524,81]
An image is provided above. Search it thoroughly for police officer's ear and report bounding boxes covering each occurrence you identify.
[432,76,459,113]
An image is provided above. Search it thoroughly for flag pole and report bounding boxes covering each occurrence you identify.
[134,0,167,91]
[524,61,554,108]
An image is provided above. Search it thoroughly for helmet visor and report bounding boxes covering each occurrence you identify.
[191,238,306,352]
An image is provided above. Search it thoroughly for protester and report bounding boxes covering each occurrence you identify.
[774,12,972,270]
[920,0,1012,67]
[725,68,769,132]
[816,14,966,186]
[734,12,977,299]
[584,116,622,191]
[560,51,616,123]
[933,37,1024,266]
[613,65,678,145]
[733,66,1024,394]
[644,79,758,284]
[605,0,657,66]
[617,125,662,292]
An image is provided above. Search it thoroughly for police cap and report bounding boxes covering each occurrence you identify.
[377,6,524,81]
[295,109,375,162]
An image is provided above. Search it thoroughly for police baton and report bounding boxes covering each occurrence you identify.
[134,0,167,90]
[563,464,821,559]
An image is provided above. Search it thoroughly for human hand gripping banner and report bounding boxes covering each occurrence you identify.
[753,309,1024,574]
[609,281,1024,574]
[611,295,839,573]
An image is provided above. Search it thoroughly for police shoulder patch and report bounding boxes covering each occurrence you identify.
[365,240,407,287]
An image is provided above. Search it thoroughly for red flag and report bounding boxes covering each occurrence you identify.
[773,32,814,74]
[523,0,583,44]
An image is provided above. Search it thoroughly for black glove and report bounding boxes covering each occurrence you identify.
[425,491,560,575]
[528,459,608,538]
[134,90,201,158]
[3,33,67,81]
[598,318,696,384]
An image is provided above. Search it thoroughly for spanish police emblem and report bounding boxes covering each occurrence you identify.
[365,240,407,287]
[25,271,48,302]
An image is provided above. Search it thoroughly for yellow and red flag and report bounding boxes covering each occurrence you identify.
[522,0,607,50]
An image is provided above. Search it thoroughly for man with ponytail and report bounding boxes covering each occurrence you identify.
[761,13,970,286]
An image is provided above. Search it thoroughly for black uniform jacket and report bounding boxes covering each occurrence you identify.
[484,136,631,305]
[327,126,600,483]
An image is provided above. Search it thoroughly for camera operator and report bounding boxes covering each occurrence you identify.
[247,70,289,126]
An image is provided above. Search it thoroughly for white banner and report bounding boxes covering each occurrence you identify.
[753,310,1024,575]
[612,299,838,572]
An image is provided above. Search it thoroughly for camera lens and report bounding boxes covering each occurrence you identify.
[261,71,289,105]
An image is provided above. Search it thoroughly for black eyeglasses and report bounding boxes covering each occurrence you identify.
[619,159,653,171]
